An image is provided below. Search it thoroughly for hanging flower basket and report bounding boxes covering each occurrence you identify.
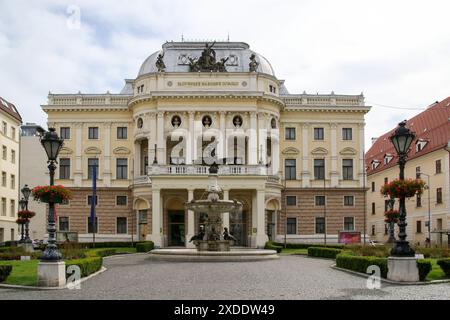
[32,185,72,204]
[16,218,27,225]
[380,178,425,198]
[384,210,400,224]
[18,210,35,220]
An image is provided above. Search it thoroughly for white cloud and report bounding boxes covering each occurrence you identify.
[0,0,449,149]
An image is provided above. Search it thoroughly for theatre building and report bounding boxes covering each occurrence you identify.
[42,41,370,248]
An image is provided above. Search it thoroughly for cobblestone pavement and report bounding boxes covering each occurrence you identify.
[0,254,449,300]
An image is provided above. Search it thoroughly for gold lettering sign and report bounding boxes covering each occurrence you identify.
[177,81,240,87]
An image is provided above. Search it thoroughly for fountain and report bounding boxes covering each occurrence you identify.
[185,163,242,251]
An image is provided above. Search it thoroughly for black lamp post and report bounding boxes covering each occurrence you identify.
[389,121,416,257]
[21,184,32,244]
[40,128,64,261]
[18,198,26,243]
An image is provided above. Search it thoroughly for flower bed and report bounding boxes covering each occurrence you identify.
[380,178,425,198]
[32,185,72,203]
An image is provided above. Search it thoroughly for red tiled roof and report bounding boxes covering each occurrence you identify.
[365,96,450,176]
[0,96,22,123]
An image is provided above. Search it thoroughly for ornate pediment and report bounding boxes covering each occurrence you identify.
[311,147,328,155]
[59,147,73,155]
[339,147,357,156]
[84,146,102,155]
[282,147,300,155]
[113,147,131,155]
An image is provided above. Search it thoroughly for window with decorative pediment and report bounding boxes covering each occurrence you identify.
[415,139,428,152]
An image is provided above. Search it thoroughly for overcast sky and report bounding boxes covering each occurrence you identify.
[1,0,449,150]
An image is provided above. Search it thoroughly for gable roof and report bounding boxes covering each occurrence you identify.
[365,96,450,176]
[0,96,22,123]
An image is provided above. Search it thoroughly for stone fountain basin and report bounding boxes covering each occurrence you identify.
[148,248,279,262]
[185,200,242,214]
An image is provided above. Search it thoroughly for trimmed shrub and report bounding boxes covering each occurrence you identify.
[0,246,25,254]
[273,242,344,250]
[264,241,282,253]
[0,265,12,282]
[65,257,103,278]
[0,253,22,261]
[415,247,450,259]
[91,249,117,257]
[136,241,154,253]
[437,258,450,277]
[308,247,342,259]
[417,259,432,281]
[344,245,390,258]
[336,253,388,278]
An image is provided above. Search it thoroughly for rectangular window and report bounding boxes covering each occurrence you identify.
[384,200,390,212]
[11,127,15,140]
[436,188,442,204]
[285,159,296,180]
[1,198,6,216]
[60,127,71,139]
[315,217,325,234]
[10,200,15,217]
[371,202,376,215]
[87,195,98,206]
[87,217,98,234]
[416,194,422,207]
[384,177,388,185]
[10,174,15,189]
[315,195,325,206]
[342,128,352,140]
[344,196,354,206]
[416,166,421,179]
[342,159,353,180]
[117,217,127,234]
[416,220,422,233]
[435,160,442,174]
[59,217,69,232]
[1,172,6,187]
[286,217,297,235]
[314,159,325,180]
[344,217,355,231]
[286,196,297,206]
[314,127,324,140]
[116,195,127,206]
[59,158,70,179]
[117,127,127,139]
[285,127,296,140]
[88,158,99,179]
[11,149,15,164]
[116,158,128,179]
[2,121,6,135]
[2,146,6,160]
[88,127,99,139]
[371,181,375,192]
[371,225,376,236]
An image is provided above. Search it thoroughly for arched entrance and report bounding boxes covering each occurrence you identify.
[134,198,150,241]
[165,197,186,247]
[266,198,281,242]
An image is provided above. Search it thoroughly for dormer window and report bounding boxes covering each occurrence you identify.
[137,85,144,94]
[384,154,393,165]
[371,160,380,170]
[415,139,428,152]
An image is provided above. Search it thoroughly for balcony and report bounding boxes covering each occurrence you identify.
[148,164,272,176]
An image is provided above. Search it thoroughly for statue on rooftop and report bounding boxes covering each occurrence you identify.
[155,52,166,72]
[188,42,229,72]
[249,53,259,72]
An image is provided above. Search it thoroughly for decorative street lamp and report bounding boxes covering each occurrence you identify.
[40,128,64,261]
[21,184,32,244]
[389,121,416,257]
[18,198,26,243]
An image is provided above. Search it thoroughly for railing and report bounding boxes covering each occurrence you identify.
[148,165,272,176]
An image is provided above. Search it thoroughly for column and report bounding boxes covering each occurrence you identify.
[186,111,195,165]
[257,112,266,165]
[74,123,83,186]
[151,189,163,248]
[301,123,310,187]
[157,111,165,164]
[249,112,258,164]
[358,122,366,187]
[256,190,268,248]
[134,141,141,178]
[218,111,226,161]
[186,189,195,248]
[103,122,112,186]
[222,189,230,230]
[330,123,339,187]
[251,192,257,248]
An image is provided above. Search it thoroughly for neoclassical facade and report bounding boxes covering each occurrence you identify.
[43,41,370,248]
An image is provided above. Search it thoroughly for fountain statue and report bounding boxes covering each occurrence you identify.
[185,163,242,251]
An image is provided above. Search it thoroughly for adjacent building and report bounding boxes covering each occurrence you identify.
[366,97,450,247]
[42,41,370,247]
[0,96,22,243]
[20,123,47,240]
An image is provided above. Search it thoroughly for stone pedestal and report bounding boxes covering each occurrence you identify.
[387,256,419,282]
[38,261,66,287]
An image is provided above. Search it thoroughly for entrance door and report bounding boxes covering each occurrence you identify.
[168,210,185,246]
[266,210,276,241]
[230,210,247,246]
[138,210,148,241]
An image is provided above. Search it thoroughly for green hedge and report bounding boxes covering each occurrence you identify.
[60,241,140,250]
[336,253,388,278]
[264,241,282,253]
[308,247,342,259]
[136,241,154,253]
[0,265,12,282]
[273,242,344,250]
[65,257,103,278]
[417,259,432,281]
[0,253,22,261]
[437,258,450,277]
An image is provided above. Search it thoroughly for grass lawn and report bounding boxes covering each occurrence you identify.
[0,247,136,286]
[280,248,308,256]
[426,259,447,281]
